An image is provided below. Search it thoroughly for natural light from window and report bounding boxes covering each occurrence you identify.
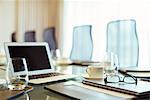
[61,0,150,67]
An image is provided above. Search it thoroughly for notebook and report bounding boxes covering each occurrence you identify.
[119,66,150,72]
[119,67,150,78]
[82,79,150,97]
[4,42,76,84]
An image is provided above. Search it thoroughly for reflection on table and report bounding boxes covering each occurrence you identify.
[1,65,150,100]
[53,57,101,75]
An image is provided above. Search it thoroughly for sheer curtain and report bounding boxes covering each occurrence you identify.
[60,0,150,66]
[17,0,57,41]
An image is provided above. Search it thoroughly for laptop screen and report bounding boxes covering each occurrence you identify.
[7,45,52,72]
[5,42,55,75]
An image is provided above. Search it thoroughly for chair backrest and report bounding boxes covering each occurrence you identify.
[24,30,36,42]
[106,19,139,67]
[11,32,16,42]
[70,25,93,61]
[43,27,57,51]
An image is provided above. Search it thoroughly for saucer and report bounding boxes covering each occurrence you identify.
[82,74,102,80]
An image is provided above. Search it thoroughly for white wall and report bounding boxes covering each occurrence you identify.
[0,0,16,42]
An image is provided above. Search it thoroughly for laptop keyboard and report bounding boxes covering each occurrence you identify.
[29,72,65,79]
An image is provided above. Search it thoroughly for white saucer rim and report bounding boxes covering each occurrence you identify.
[82,74,103,80]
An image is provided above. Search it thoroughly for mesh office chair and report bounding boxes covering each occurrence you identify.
[24,30,36,42]
[11,32,16,42]
[106,19,139,67]
[43,27,57,51]
[70,25,93,61]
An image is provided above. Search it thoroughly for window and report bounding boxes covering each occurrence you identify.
[61,0,150,66]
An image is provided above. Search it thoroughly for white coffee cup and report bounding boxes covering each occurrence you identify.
[86,66,104,78]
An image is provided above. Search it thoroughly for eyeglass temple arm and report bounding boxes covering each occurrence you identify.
[118,70,136,79]
[118,70,138,85]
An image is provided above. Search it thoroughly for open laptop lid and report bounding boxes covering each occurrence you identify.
[4,42,55,75]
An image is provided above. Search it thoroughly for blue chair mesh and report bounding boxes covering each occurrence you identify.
[70,25,93,61]
[24,30,36,42]
[106,19,139,67]
[43,27,57,51]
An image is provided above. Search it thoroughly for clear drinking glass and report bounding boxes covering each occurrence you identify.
[102,52,118,76]
[6,57,29,90]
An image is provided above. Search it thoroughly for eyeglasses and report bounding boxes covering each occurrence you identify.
[104,74,137,85]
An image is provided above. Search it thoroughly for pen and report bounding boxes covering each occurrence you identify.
[141,78,150,82]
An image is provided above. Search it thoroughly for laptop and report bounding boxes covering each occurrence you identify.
[4,42,76,84]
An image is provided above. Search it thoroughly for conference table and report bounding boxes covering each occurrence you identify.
[23,81,134,100]
[0,58,150,100]
[18,79,150,100]
[0,65,128,100]
[0,65,123,100]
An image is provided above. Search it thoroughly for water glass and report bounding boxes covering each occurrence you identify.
[6,57,29,90]
[102,52,118,76]
[51,49,61,60]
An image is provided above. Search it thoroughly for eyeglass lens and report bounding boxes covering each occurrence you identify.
[105,75,136,84]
